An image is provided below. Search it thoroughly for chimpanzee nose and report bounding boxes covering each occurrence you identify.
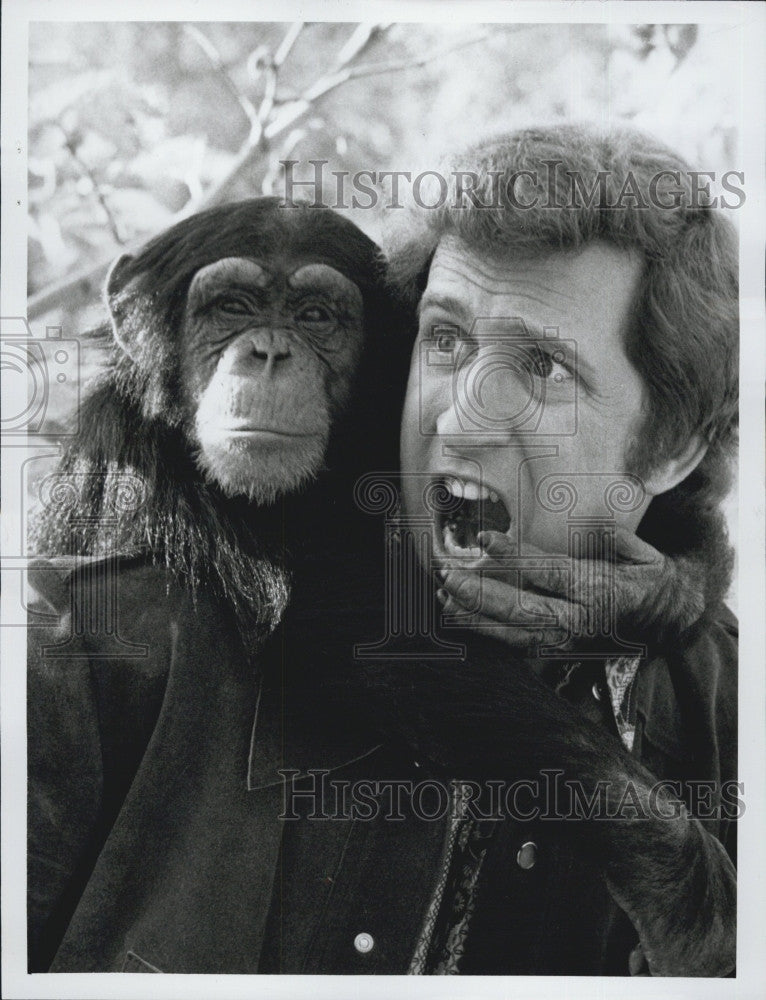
[252,343,291,363]
[218,328,292,376]
[249,330,291,365]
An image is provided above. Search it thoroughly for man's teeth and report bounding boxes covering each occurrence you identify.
[439,476,512,554]
[444,477,499,503]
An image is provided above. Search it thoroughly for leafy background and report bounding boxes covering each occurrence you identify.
[27,20,740,590]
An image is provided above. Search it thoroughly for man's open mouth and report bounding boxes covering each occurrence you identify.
[436,476,511,557]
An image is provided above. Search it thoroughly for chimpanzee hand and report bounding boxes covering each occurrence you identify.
[436,527,706,653]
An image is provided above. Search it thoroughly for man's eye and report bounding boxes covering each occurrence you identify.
[527,346,572,384]
[432,325,463,353]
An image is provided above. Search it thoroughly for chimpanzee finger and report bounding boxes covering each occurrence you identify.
[477,531,571,576]
[476,529,662,601]
[613,527,665,567]
[479,527,663,571]
[436,588,484,630]
[475,531,562,586]
[476,530,518,558]
[436,587,569,652]
[450,613,543,650]
[474,548,584,601]
[439,569,567,630]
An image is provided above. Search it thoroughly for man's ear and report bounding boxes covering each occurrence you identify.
[643,433,709,497]
[105,253,142,361]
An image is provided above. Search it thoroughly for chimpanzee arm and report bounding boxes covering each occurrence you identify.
[359,639,736,977]
[600,788,735,976]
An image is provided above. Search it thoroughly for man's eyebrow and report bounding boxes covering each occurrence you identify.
[419,300,557,341]
[417,294,474,327]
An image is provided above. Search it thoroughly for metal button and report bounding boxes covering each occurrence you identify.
[516,841,538,870]
[591,681,602,701]
[354,932,374,954]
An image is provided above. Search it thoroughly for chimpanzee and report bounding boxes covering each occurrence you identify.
[27,198,411,972]
[31,198,405,638]
[27,198,734,976]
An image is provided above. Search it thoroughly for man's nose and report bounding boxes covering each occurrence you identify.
[434,403,465,437]
[438,348,539,437]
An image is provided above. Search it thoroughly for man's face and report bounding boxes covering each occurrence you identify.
[400,236,652,562]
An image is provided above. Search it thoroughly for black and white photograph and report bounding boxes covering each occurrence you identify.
[1,1,765,998]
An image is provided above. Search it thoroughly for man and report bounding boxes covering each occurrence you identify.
[27,124,737,977]
[384,122,738,975]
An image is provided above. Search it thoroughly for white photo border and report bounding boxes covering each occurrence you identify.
[2,1,764,998]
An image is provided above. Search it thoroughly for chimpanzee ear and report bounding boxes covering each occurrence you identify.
[106,252,134,299]
[105,253,142,361]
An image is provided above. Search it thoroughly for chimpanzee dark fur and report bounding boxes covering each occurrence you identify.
[31,199,409,642]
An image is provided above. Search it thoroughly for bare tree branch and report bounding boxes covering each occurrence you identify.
[27,261,119,320]
[256,25,307,143]
[266,29,486,136]
[183,24,258,129]
[331,23,391,71]
[261,127,309,196]
[141,24,395,210]
[346,33,491,81]
[61,131,124,246]
[273,22,304,68]
[28,23,492,321]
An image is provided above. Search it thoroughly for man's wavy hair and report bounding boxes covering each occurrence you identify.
[387,123,739,594]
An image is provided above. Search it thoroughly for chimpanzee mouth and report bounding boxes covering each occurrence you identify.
[218,426,320,439]
[436,476,511,557]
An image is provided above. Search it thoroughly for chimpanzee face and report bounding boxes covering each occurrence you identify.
[178,256,365,503]
[107,241,368,506]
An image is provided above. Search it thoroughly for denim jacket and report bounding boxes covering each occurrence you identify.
[27,556,737,975]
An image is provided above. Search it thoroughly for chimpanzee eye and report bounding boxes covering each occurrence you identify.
[297,304,334,330]
[213,295,253,315]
